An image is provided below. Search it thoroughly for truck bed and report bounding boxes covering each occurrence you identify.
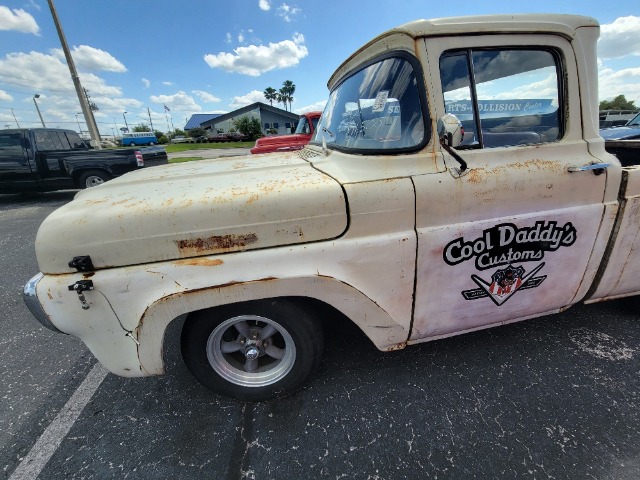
[605,140,640,166]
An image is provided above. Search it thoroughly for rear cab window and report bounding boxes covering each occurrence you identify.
[440,48,562,149]
[312,53,430,153]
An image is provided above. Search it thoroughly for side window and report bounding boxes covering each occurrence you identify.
[34,130,72,151]
[65,131,86,149]
[440,49,561,149]
[0,134,24,163]
[53,131,71,150]
[34,131,56,151]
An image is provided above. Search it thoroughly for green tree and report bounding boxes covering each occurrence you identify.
[155,132,168,144]
[133,124,151,132]
[188,127,205,139]
[600,95,637,111]
[264,87,277,106]
[233,116,263,140]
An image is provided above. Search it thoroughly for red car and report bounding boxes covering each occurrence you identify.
[250,111,321,154]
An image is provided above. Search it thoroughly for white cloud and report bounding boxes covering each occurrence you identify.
[229,90,265,109]
[0,50,141,128]
[238,32,245,43]
[0,89,13,102]
[0,6,39,34]
[294,100,326,114]
[204,33,308,76]
[598,16,640,59]
[599,66,640,104]
[259,0,271,11]
[150,91,202,113]
[192,90,221,103]
[225,32,232,44]
[60,45,127,73]
[142,78,150,88]
[162,81,174,86]
[276,3,301,22]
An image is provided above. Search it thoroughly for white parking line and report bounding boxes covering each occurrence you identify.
[9,363,108,480]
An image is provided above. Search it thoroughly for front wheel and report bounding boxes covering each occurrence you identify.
[181,299,324,401]
[78,170,111,188]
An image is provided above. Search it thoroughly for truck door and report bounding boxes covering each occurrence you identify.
[32,130,76,191]
[411,35,617,341]
[0,131,36,193]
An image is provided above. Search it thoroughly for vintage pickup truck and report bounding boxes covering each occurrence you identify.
[250,111,322,154]
[23,14,640,401]
[0,128,157,193]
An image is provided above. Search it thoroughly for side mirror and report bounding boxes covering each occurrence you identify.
[437,113,464,148]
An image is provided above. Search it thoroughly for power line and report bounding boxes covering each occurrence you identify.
[0,73,76,93]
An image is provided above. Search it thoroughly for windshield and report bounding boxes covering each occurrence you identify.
[628,113,640,127]
[312,55,428,152]
[295,116,311,134]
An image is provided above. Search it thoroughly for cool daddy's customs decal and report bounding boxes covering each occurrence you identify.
[443,221,576,270]
[443,221,577,306]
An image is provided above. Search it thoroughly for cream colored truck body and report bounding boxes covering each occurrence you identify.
[25,14,640,378]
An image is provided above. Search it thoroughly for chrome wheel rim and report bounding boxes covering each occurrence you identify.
[206,315,296,388]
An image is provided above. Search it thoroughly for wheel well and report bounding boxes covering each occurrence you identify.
[163,296,368,369]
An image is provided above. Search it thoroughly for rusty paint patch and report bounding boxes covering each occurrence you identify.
[176,233,258,253]
[386,342,407,351]
[174,258,224,267]
[466,168,487,184]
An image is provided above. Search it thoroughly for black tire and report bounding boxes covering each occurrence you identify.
[130,142,136,146]
[78,170,111,189]
[149,142,155,146]
[181,299,324,401]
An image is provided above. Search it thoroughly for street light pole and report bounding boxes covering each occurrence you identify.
[123,111,129,132]
[33,95,46,127]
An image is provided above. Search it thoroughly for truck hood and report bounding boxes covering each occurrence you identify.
[35,154,348,273]
[600,126,640,141]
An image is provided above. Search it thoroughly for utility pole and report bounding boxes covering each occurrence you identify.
[46,0,101,149]
[11,109,20,128]
[147,107,154,132]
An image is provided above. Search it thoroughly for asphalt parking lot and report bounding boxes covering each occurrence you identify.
[2,190,640,479]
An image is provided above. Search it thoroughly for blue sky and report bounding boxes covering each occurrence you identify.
[0,0,639,135]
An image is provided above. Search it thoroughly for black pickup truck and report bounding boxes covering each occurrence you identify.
[0,128,166,194]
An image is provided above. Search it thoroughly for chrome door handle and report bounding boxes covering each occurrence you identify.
[567,162,611,174]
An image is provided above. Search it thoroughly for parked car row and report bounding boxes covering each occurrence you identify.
[195,132,249,143]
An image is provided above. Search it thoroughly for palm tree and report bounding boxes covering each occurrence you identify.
[263,87,277,106]
[278,89,287,111]
[282,80,296,111]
